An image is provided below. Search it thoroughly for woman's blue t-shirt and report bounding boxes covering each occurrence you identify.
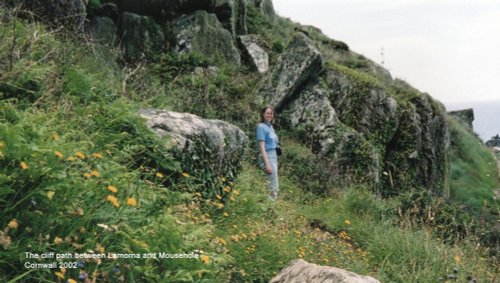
[256,122,278,151]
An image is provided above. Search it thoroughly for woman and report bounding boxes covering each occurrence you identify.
[256,106,279,201]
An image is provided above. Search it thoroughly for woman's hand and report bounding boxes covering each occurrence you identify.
[258,140,273,174]
[264,163,273,174]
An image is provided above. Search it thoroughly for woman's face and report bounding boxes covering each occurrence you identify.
[263,108,274,122]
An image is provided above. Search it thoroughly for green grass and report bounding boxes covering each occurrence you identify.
[448,117,498,209]
[0,9,498,282]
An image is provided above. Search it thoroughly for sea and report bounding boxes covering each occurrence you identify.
[444,100,500,143]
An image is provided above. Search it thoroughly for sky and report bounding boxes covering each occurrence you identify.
[272,0,500,104]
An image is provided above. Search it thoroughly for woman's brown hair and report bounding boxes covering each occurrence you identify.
[259,105,274,123]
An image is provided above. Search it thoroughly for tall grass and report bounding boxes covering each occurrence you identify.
[448,117,498,209]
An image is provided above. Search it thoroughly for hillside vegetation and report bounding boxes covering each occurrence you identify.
[0,5,498,283]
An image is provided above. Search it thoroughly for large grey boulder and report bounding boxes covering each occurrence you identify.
[18,0,86,33]
[238,34,268,73]
[139,109,248,175]
[271,259,380,283]
[256,33,322,110]
[119,12,165,61]
[172,10,241,65]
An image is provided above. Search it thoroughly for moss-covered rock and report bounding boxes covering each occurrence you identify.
[256,32,322,110]
[172,10,241,66]
[119,12,165,61]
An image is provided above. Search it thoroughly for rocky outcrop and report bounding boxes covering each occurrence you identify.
[324,68,399,146]
[256,31,450,194]
[281,78,339,154]
[19,0,276,69]
[448,108,474,129]
[115,0,215,18]
[138,109,248,176]
[485,135,500,147]
[382,93,450,195]
[119,12,165,61]
[270,259,380,283]
[113,0,272,35]
[256,33,322,110]
[238,34,268,73]
[172,10,241,65]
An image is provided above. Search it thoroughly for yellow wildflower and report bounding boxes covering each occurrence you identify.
[67,156,76,161]
[90,170,100,177]
[200,254,210,264]
[182,172,190,178]
[54,271,65,279]
[51,133,59,141]
[20,162,28,170]
[107,185,118,193]
[47,191,55,200]
[216,194,222,200]
[54,151,63,159]
[223,186,231,193]
[83,173,91,179]
[216,237,227,246]
[344,219,351,225]
[156,172,164,178]
[92,152,103,159]
[223,212,229,217]
[75,151,85,159]
[127,197,137,207]
[67,279,77,283]
[107,195,120,207]
[54,237,63,245]
[454,255,461,263]
[96,243,105,253]
[8,219,18,229]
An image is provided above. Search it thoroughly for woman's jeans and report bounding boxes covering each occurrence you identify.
[259,149,279,199]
